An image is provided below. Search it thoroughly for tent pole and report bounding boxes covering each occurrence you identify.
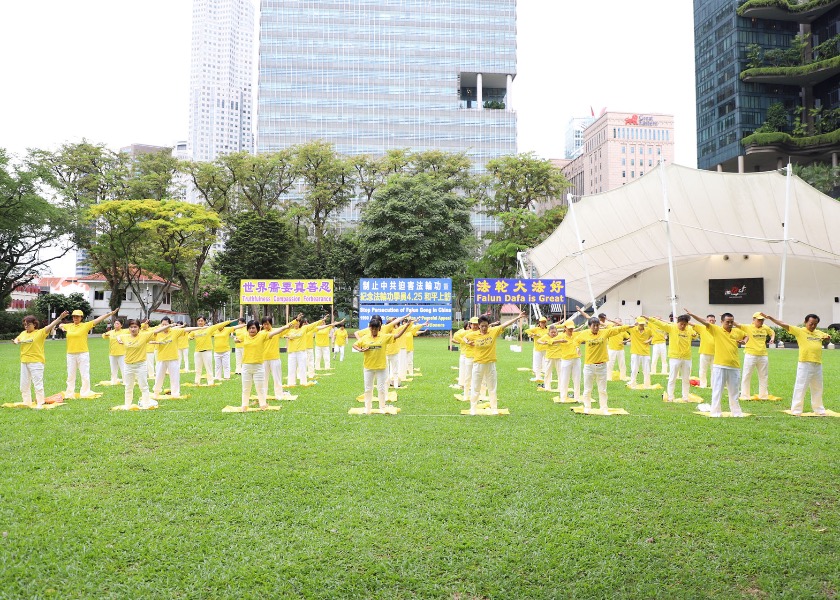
[567,194,598,311]
[659,160,678,318]
[777,160,792,321]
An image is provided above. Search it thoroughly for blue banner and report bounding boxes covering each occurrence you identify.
[359,305,452,330]
[359,278,452,304]
[474,278,566,305]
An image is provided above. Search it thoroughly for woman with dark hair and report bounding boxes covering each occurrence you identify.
[102,318,127,384]
[352,316,412,414]
[240,319,288,411]
[119,319,174,409]
[260,316,293,400]
[13,311,69,407]
[59,307,119,398]
[152,318,206,399]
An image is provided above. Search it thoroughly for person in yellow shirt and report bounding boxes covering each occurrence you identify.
[762,313,831,415]
[464,312,526,415]
[59,307,119,398]
[284,314,327,387]
[537,323,566,392]
[232,317,247,374]
[384,317,406,388]
[696,313,716,388]
[606,318,630,381]
[555,320,583,401]
[451,318,479,395]
[737,312,776,400]
[352,316,412,414]
[649,321,669,375]
[141,322,156,378]
[402,320,428,378]
[687,310,747,417]
[102,319,127,384]
[567,317,633,414]
[212,319,243,381]
[333,323,349,362]
[315,319,344,371]
[260,316,294,400]
[525,316,550,382]
[152,318,207,398]
[628,318,654,388]
[645,315,696,401]
[176,321,191,372]
[120,319,173,409]
[14,311,69,407]
[192,316,234,386]
[236,319,289,411]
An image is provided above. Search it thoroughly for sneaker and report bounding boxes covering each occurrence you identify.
[139,399,159,409]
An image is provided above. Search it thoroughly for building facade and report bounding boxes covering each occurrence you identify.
[564,116,595,159]
[188,0,255,162]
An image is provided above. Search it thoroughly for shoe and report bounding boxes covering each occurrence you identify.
[815,409,827,415]
[710,412,722,418]
[139,399,159,409]
[790,410,803,416]
[583,407,591,414]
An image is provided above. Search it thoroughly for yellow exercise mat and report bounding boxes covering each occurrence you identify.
[663,393,704,403]
[286,382,317,388]
[95,380,122,386]
[537,386,559,393]
[516,367,532,372]
[182,382,220,388]
[348,406,401,415]
[110,404,157,411]
[356,391,398,402]
[451,366,460,370]
[529,377,543,383]
[454,393,491,402]
[693,411,753,418]
[179,369,194,373]
[742,394,783,402]
[64,392,103,400]
[782,409,840,417]
[626,383,662,390]
[448,384,463,390]
[314,372,334,377]
[2,401,66,410]
[249,394,298,401]
[571,407,629,415]
[460,407,510,415]
[151,394,190,400]
[610,372,630,381]
[221,405,282,412]
[553,396,579,404]
[402,378,413,383]
[651,371,669,376]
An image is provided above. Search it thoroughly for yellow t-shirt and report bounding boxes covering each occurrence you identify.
[263,330,281,361]
[558,331,582,361]
[16,328,49,364]
[142,323,155,354]
[212,326,235,353]
[741,324,774,356]
[465,326,505,364]
[242,330,269,364]
[453,329,468,355]
[315,327,331,347]
[650,326,667,345]
[103,330,127,357]
[538,333,567,360]
[334,328,348,346]
[607,331,629,351]
[177,330,190,350]
[698,325,715,356]
[234,328,247,348]
[64,321,95,354]
[156,328,188,362]
[286,320,323,353]
[526,325,549,352]
[357,332,395,370]
[404,324,421,352]
[193,322,230,352]
[305,328,315,350]
[629,327,653,356]
[648,318,694,361]
[124,331,156,364]
[576,326,631,365]
[789,325,829,364]
[709,324,746,368]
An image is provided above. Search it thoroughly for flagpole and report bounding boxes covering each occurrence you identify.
[567,194,598,311]
[659,160,678,318]
[777,160,792,320]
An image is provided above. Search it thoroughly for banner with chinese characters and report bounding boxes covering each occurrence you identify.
[358,305,452,330]
[359,278,451,330]
[239,279,334,304]
[473,278,566,305]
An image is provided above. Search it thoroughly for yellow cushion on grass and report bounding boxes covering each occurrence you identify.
[747,394,783,401]
[626,383,662,390]
[552,396,578,404]
[356,391,398,402]
[3,402,65,410]
[516,367,532,372]
[460,407,510,416]
[782,409,839,417]
[536,386,557,393]
[663,393,704,403]
[110,404,156,411]
[65,392,103,399]
[348,406,401,415]
[95,381,122,386]
[571,407,629,415]
[693,411,752,418]
[151,394,190,400]
[221,405,282,413]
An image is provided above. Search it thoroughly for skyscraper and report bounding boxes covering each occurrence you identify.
[257,1,517,166]
[188,0,255,161]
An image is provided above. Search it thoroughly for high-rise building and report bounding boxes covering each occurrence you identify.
[257,1,517,201]
[694,0,840,172]
[188,0,255,162]
[564,116,595,160]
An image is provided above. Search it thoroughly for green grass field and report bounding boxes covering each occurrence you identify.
[0,337,838,599]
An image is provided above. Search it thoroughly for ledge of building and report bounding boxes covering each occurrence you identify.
[740,55,840,86]
[743,129,840,161]
[737,0,840,22]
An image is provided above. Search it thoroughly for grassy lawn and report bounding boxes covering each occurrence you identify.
[0,336,838,599]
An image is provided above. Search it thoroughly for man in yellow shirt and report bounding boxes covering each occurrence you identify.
[568,317,632,414]
[152,318,206,398]
[14,311,69,407]
[606,318,630,381]
[333,323,349,361]
[464,312,526,414]
[538,323,568,392]
[60,307,119,398]
[352,316,412,414]
[762,313,830,415]
[696,314,716,388]
[525,316,550,382]
[650,321,669,375]
[687,310,747,417]
[628,317,654,388]
[738,312,776,400]
[645,315,696,401]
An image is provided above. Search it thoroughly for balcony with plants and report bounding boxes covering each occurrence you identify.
[737,0,840,22]
[741,32,840,85]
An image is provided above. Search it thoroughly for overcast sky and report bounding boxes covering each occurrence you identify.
[0,0,697,275]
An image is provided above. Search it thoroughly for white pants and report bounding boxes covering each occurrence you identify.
[20,362,45,405]
[145,351,155,378]
[791,362,824,414]
[263,358,284,398]
[711,365,742,417]
[214,351,231,380]
[109,355,125,383]
[234,347,243,373]
[470,362,498,409]
[651,343,668,373]
[544,357,561,390]
[741,354,769,399]
[630,354,651,387]
[315,345,331,370]
[607,348,627,378]
[154,358,181,397]
[287,350,307,386]
[698,354,713,387]
[387,353,401,387]
[462,356,475,398]
[307,348,315,378]
[65,352,92,397]
[582,362,609,413]
[559,358,581,401]
[241,362,266,408]
[124,361,151,407]
[333,344,345,361]
[667,358,691,400]
[194,350,213,385]
[532,349,545,378]
[458,353,469,387]
[398,348,408,380]
[180,348,190,371]
[405,350,415,374]
[363,368,389,412]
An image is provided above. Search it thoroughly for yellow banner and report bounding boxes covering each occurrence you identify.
[239,279,334,304]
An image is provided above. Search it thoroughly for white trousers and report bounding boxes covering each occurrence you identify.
[582,362,609,413]
[559,358,581,401]
[241,362,266,408]
[180,348,190,371]
[462,357,475,398]
[287,350,307,386]
[740,354,769,399]
[234,347,243,373]
[532,349,545,377]
[214,351,231,380]
[406,350,415,374]
[307,348,315,377]
[333,344,345,361]
[398,348,408,380]
[387,354,401,387]
[544,357,561,390]
[667,358,691,400]
[630,354,651,387]
[791,362,824,414]
[263,358,284,398]
[698,354,713,388]
[20,362,45,405]
[711,365,742,417]
[315,345,331,370]
[363,367,389,411]
[109,355,125,383]
[65,352,92,397]
[124,361,150,407]
[458,353,469,387]
[470,362,498,408]
[194,350,213,385]
[154,359,181,397]
[145,351,155,378]
[607,348,627,378]
[651,343,668,373]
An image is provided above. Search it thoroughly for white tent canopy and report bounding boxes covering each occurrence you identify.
[527,163,840,305]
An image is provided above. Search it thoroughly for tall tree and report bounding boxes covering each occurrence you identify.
[484,152,569,213]
[125,148,182,201]
[222,151,297,216]
[322,231,365,322]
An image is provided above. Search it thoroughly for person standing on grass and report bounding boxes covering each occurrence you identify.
[567,317,633,414]
[402,319,429,377]
[60,307,120,399]
[14,311,69,407]
[353,316,412,414]
[628,317,654,388]
[240,319,289,411]
[152,318,207,398]
[176,322,191,372]
[738,312,776,400]
[192,317,235,386]
[102,318,127,384]
[315,319,344,371]
[284,314,327,387]
[761,313,830,415]
[525,316,550,382]
[649,321,669,375]
[538,324,565,392]
[260,317,293,400]
[644,315,696,401]
[233,317,247,374]
[120,319,174,409]
[212,319,242,381]
[141,322,156,378]
[606,318,630,380]
[556,319,583,402]
[333,322,348,362]
[464,312,526,415]
[686,310,747,417]
[451,318,479,394]
[696,314,716,388]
